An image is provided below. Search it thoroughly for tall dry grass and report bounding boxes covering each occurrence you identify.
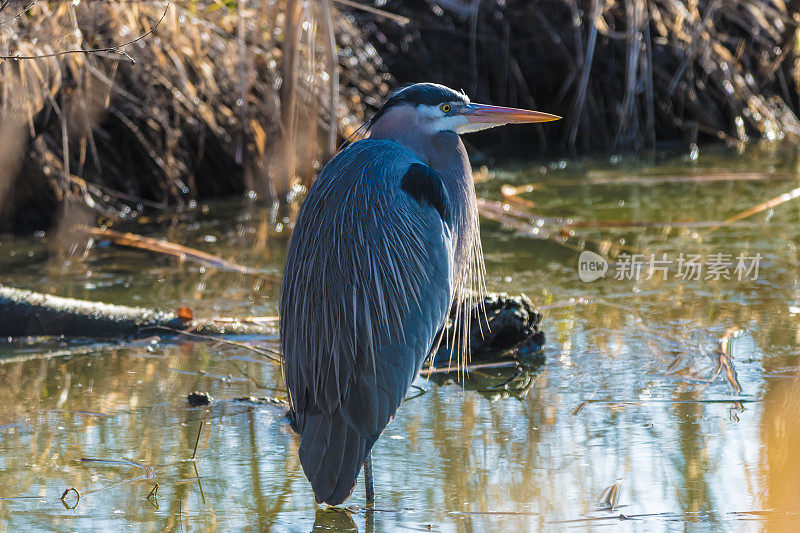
[0,0,389,231]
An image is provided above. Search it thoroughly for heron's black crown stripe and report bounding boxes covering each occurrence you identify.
[401,163,451,225]
[370,83,468,125]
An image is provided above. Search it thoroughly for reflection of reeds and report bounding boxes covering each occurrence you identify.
[482,161,800,260]
[0,0,389,230]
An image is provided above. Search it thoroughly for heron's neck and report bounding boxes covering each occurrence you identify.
[372,125,476,269]
[421,131,473,215]
[423,131,478,270]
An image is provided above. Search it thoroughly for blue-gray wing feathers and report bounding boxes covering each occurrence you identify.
[280,139,454,505]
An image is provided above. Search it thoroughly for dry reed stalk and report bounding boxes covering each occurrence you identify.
[320,0,339,159]
[708,185,800,232]
[79,225,278,280]
[0,0,390,231]
[357,0,800,154]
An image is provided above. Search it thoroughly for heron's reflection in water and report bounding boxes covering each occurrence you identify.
[311,507,369,532]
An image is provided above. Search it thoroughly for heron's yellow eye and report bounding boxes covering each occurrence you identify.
[441,104,451,113]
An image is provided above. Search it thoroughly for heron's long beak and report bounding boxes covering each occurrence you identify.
[456,103,560,134]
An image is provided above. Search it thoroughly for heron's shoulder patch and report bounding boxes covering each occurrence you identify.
[400,163,451,225]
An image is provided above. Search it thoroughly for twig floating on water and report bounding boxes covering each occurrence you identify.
[419,360,517,375]
[80,457,154,478]
[573,398,757,409]
[81,226,279,281]
[401,384,427,404]
[192,420,204,461]
[551,509,787,524]
[60,487,81,510]
[598,480,623,510]
[715,327,744,394]
[572,170,790,186]
[146,483,159,509]
[151,326,281,363]
[708,186,800,232]
[571,400,589,415]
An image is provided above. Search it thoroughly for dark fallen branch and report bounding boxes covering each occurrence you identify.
[428,292,546,366]
[0,285,273,338]
[0,285,545,371]
[419,293,546,399]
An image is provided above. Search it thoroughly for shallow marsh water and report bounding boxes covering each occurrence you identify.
[2,146,800,531]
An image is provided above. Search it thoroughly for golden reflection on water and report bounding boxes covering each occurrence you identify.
[763,371,800,532]
[2,147,800,530]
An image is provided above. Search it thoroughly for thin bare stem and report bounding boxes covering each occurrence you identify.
[332,0,410,24]
[0,1,171,62]
[192,420,204,460]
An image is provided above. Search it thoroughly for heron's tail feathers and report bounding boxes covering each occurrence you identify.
[298,410,376,506]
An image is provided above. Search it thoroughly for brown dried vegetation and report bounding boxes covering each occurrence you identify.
[0,0,389,231]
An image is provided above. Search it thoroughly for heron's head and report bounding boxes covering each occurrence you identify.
[368,83,560,137]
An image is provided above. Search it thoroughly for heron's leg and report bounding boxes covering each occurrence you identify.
[363,451,374,507]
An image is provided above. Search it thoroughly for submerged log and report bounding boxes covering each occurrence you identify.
[0,285,273,338]
[429,292,546,367]
[0,285,544,364]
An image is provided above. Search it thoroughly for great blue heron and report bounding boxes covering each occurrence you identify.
[280,83,559,506]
